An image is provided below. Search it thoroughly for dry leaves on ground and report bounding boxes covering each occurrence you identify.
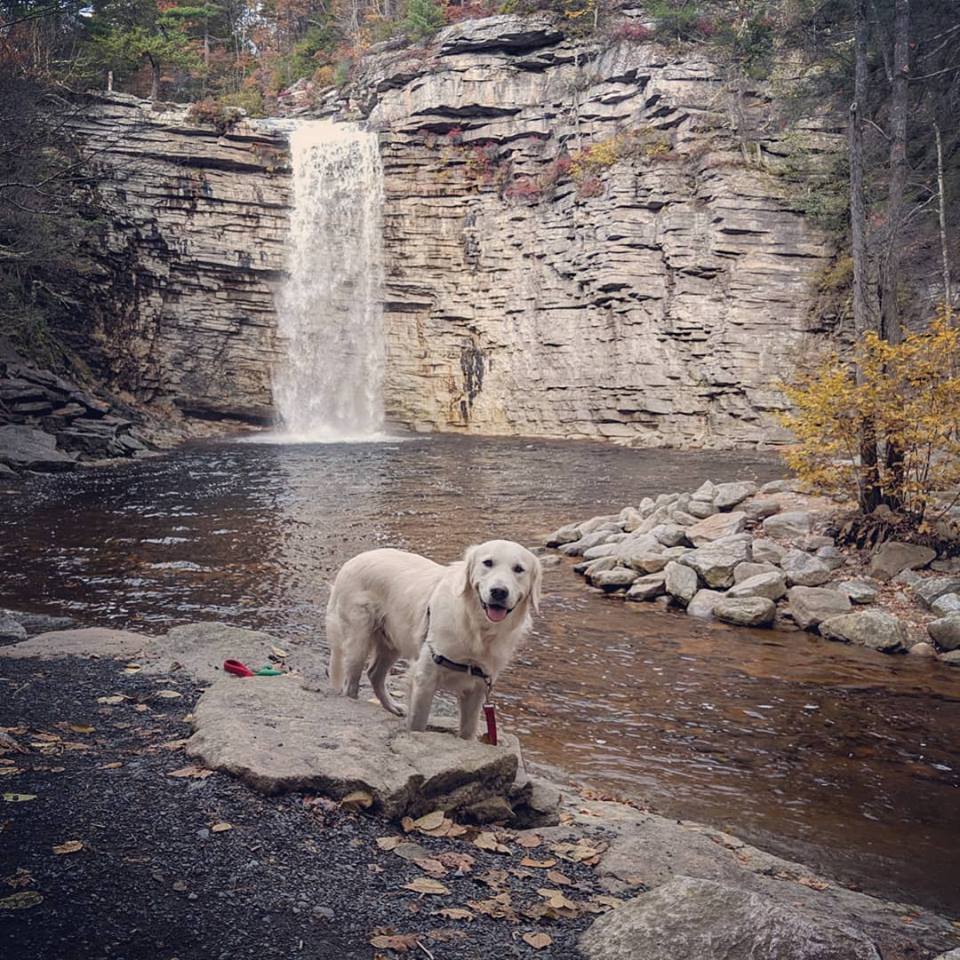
[167,765,213,780]
[522,932,553,949]
[467,892,515,921]
[211,822,233,833]
[433,907,474,922]
[2,868,33,889]
[154,690,182,700]
[402,877,450,896]
[0,767,22,777]
[96,695,128,705]
[0,891,43,910]
[516,833,542,849]
[376,836,402,852]
[2,793,37,802]
[473,831,512,854]
[52,840,83,855]
[550,839,605,864]
[520,857,557,869]
[67,724,95,734]
[340,790,373,811]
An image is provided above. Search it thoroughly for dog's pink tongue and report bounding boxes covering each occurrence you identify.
[485,605,508,623]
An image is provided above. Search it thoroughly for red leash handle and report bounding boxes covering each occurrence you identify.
[483,703,498,746]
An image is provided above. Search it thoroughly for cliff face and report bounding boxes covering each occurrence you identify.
[344,16,840,447]
[74,95,291,424]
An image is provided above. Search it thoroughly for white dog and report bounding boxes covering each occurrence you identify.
[326,540,542,740]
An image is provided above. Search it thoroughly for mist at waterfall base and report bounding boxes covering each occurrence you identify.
[253,120,391,445]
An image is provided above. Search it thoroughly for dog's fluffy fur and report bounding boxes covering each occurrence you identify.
[327,540,542,739]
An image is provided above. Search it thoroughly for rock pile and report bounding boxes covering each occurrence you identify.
[547,479,960,664]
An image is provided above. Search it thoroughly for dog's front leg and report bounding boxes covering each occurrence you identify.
[458,683,485,741]
[407,651,436,732]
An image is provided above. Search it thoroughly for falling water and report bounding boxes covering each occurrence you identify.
[272,120,385,441]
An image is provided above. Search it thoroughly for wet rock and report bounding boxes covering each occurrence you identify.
[0,626,156,660]
[762,511,813,540]
[591,567,638,592]
[626,572,668,601]
[714,596,776,628]
[686,589,724,620]
[819,611,908,653]
[927,615,960,652]
[580,877,881,960]
[0,424,77,472]
[713,481,758,510]
[780,549,833,587]
[727,571,787,602]
[186,677,519,819]
[787,587,852,631]
[664,561,698,606]
[685,511,746,547]
[867,541,937,582]
[911,577,960,610]
[733,561,780,582]
[835,580,878,605]
[0,615,27,644]
[751,538,786,564]
[679,538,751,590]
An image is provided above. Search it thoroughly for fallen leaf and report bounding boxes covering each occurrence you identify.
[591,895,626,910]
[211,822,233,833]
[517,833,542,849]
[798,876,830,891]
[154,690,182,700]
[96,695,127,705]
[134,704,148,713]
[412,810,446,832]
[474,832,511,854]
[537,888,579,911]
[522,932,553,949]
[53,840,83,855]
[167,765,213,780]
[415,859,447,877]
[436,851,474,874]
[0,768,21,777]
[520,857,557,869]
[100,762,123,770]
[0,891,43,910]
[340,790,373,811]
[123,664,142,673]
[2,868,33,889]
[550,840,603,863]
[546,869,572,886]
[400,816,416,833]
[270,645,288,659]
[402,878,449,896]
[434,907,474,921]
[478,869,510,890]
[2,793,36,803]
[31,732,61,742]
[68,724,95,734]
[159,739,187,751]
[369,933,419,952]
[376,836,402,852]
[467,893,514,920]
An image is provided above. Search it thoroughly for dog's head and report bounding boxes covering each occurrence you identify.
[460,539,542,625]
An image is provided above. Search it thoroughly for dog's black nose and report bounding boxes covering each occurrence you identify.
[489,586,509,605]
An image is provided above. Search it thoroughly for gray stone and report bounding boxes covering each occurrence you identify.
[577,556,617,577]
[618,507,644,532]
[780,549,833,587]
[591,567,638,591]
[508,775,562,829]
[759,479,792,493]
[727,571,787,602]
[582,542,622,560]
[836,580,878,605]
[933,951,960,960]
[867,541,937,582]
[751,538,786,564]
[743,498,781,521]
[626,572,667,601]
[733,561,780,583]
[819,611,909,652]
[0,609,77,635]
[911,578,960,610]
[939,650,960,666]
[909,641,937,657]
[815,545,844,570]
[685,499,716,519]
[186,677,519,819]
[650,523,687,548]
[685,511,746,547]
[931,593,960,617]
[0,424,77,472]
[547,523,582,547]
[714,596,777,628]
[624,553,670,574]
[802,535,836,551]
[679,539,751,590]
[670,510,699,526]
[762,511,813,540]
[686,589,724,620]
[0,616,27,644]
[927,615,960,652]
[713,481,758,510]
[892,568,922,586]
[0,627,156,660]
[580,877,881,960]
[691,480,717,501]
[664,561,699,606]
[787,587,853,631]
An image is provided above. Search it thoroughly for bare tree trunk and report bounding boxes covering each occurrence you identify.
[934,121,952,312]
[850,0,881,512]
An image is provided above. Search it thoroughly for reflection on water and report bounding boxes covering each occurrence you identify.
[1,436,958,913]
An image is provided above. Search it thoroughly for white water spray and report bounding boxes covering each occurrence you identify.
[271,120,385,442]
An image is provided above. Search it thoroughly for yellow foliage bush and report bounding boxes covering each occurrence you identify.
[780,307,960,523]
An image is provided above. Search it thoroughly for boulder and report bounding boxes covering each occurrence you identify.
[927,614,960,652]
[592,567,639,592]
[727,571,787,602]
[691,480,717,501]
[909,641,937,657]
[685,511,746,547]
[0,609,77,635]
[836,580,878,604]
[760,479,792,494]
[892,568,921,586]
[686,589,724,620]
[650,523,687,548]
[751,538,786,564]
[931,593,960,617]
[0,627,156,660]
[577,556,617,577]
[626,572,667,601]
[618,507,644,532]
[714,596,777,628]
[815,545,844,570]
[548,521,586,546]
[0,424,76,472]
[911,577,960,610]
[713,481,758,510]
[787,587,853,631]
[664,561,699,606]
[624,553,670,574]
[942,651,960,666]
[670,510,699,526]
[867,541,937,582]
[0,615,27,644]
[686,499,715,519]
[186,677,519,819]
[819,611,909,652]
[762,511,813,540]
[780,549,833,587]
[679,538,751,589]
[733,561,780,582]
[743,498,781,521]
[579,877,881,960]
[582,542,622,560]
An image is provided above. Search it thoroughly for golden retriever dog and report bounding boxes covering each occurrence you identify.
[327,540,542,740]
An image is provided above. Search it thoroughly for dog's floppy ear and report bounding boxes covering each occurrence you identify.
[456,544,478,596]
[529,553,543,615]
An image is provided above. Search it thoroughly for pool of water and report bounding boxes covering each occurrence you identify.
[1,434,958,913]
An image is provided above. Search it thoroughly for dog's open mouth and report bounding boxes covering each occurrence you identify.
[482,601,511,623]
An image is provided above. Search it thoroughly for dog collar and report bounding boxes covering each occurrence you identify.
[426,641,492,687]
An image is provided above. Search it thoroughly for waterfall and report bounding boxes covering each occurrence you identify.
[272,120,385,441]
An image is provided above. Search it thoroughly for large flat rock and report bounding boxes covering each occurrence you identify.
[185,677,520,820]
[0,627,156,660]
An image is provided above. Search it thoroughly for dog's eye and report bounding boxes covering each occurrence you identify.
[513,564,525,574]
[482,559,493,568]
